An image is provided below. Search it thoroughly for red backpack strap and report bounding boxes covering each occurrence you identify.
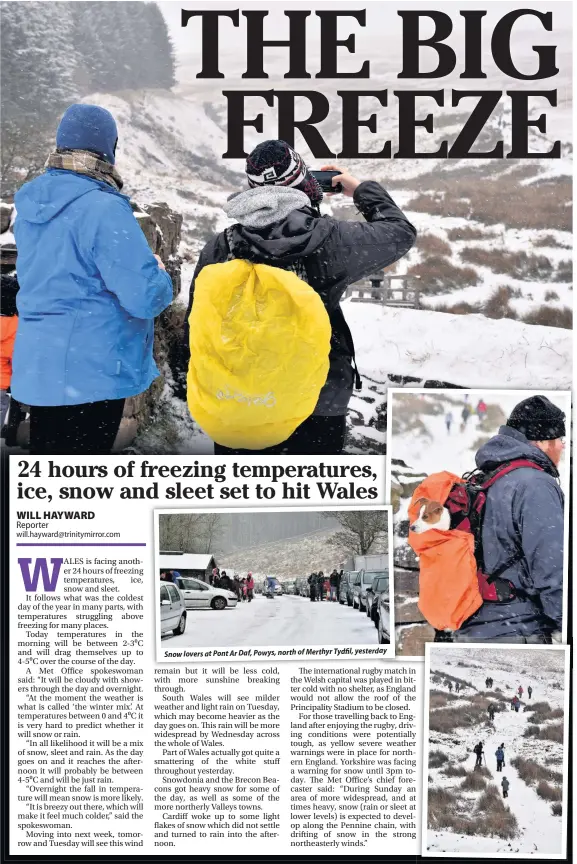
[481,459,544,490]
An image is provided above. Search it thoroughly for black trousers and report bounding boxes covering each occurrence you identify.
[29,399,125,455]
[214,414,347,456]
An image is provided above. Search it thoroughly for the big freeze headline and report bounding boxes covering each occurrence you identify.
[182,7,564,159]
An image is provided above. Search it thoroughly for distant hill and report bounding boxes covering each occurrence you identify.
[219,527,346,581]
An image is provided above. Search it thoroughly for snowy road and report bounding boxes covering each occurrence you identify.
[163,594,384,649]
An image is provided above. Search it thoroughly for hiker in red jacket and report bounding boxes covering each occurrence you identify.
[246,573,255,602]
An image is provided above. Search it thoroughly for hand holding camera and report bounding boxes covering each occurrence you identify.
[311,165,361,197]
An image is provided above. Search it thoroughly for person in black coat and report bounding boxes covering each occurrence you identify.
[183,140,416,455]
[453,396,565,644]
[218,570,233,591]
[308,572,318,602]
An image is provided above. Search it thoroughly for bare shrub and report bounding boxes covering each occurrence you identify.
[544,290,560,301]
[428,787,477,835]
[446,226,489,242]
[523,305,572,329]
[554,259,573,282]
[418,234,452,257]
[484,286,518,320]
[524,702,563,724]
[551,802,562,817]
[536,781,562,802]
[408,173,571,232]
[461,772,487,791]
[476,785,518,839]
[430,691,461,709]
[461,247,553,280]
[407,258,479,294]
[429,749,449,769]
[510,756,563,787]
[523,723,564,743]
[534,233,567,248]
[442,764,468,778]
[432,301,480,315]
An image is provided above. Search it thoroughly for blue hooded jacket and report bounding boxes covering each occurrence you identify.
[459,425,564,639]
[12,170,173,406]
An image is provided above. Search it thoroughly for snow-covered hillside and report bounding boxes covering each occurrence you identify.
[426,645,567,856]
[219,528,349,581]
[390,391,570,656]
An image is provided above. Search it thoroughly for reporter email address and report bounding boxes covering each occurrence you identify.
[16,528,121,539]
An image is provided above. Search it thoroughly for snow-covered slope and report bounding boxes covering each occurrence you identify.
[219,528,348,581]
[347,303,572,391]
[426,646,566,856]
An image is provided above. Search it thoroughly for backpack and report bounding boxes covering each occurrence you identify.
[187,258,331,449]
[408,460,544,632]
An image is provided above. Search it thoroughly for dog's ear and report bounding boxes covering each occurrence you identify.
[413,497,427,510]
[431,504,444,515]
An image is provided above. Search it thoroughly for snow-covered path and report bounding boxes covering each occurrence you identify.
[427,647,566,857]
[164,594,382,649]
[483,707,563,855]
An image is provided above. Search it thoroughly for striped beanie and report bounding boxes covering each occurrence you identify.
[245,140,323,204]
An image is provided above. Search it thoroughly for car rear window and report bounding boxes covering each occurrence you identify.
[167,585,180,602]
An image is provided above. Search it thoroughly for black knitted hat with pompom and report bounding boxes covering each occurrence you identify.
[245,140,323,204]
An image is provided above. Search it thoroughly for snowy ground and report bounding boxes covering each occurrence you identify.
[345,302,572,391]
[162,594,382,649]
[425,646,567,857]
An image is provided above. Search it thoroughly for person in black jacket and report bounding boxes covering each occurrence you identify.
[308,572,318,602]
[184,140,416,455]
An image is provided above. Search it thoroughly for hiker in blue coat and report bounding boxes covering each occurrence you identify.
[12,104,173,454]
[453,396,565,644]
[495,744,505,772]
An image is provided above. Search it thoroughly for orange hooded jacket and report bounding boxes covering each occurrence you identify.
[408,471,483,631]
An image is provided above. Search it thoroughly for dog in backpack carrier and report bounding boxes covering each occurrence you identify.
[408,459,544,633]
[410,498,451,534]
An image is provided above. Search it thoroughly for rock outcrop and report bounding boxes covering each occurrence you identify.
[114,201,182,451]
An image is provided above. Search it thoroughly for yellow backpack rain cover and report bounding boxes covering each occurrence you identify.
[187,259,332,449]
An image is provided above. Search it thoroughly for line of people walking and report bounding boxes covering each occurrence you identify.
[445,398,487,435]
[473,741,509,798]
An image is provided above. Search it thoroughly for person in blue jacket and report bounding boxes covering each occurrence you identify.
[12,104,173,454]
[454,395,565,644]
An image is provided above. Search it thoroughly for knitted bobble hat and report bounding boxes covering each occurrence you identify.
[245,140,323,204]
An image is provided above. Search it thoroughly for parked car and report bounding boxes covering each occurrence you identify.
[340,570,360,606]
[159,581,187,636]
[365,573,389,625]
[355,569,386,611]
[377,593,391,644]
[174,576,237,610]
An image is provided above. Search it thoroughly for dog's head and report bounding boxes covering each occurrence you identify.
[410,498,451,533]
